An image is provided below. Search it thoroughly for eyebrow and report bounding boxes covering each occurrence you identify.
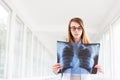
[70,26,81,27]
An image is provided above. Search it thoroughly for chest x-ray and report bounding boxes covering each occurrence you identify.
[57,41,100,74]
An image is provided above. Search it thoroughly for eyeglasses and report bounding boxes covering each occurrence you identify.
[70,26,82,31]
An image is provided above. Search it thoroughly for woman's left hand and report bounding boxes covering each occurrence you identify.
[94,64,104,74]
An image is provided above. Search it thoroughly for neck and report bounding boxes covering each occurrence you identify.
[74,38,81,43]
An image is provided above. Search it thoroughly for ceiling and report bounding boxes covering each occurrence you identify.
[7,0,120,53]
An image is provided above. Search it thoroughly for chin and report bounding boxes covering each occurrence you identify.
[74,36,80,39]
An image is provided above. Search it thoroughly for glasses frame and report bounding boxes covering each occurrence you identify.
[70,26,82,31]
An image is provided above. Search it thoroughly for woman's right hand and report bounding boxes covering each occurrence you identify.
[52,63,62,74]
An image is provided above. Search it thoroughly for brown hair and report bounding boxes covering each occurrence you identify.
[67,17,90,44]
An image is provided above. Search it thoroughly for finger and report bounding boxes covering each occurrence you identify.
[53,63,61,67]
[94,65,101,68]
[53,65,63,70]
[97,68,104,74]
[53,65,62,69]
[95,64,100,68]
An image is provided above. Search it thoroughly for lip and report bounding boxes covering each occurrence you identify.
[74,34,79,36]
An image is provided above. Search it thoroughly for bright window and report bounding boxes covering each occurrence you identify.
[24,28,32,77]
[0,3,10,78]
[12,17,24,78]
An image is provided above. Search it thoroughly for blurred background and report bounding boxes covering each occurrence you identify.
[0,0,120,80]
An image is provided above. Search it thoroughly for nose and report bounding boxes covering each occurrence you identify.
[74,28,79,32]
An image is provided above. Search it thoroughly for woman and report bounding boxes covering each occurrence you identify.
[53,17,103,80]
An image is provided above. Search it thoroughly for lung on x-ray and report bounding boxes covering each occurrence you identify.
[57,41,100,74]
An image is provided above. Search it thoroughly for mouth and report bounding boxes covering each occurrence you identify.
[74,34,79,36]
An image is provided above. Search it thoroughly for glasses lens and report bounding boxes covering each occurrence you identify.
[71,26,82,31]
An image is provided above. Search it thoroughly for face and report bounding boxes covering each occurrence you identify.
[70,21,83,40]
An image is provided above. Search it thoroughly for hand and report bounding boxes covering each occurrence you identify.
[52,63,62,74]
[94,64,104,74]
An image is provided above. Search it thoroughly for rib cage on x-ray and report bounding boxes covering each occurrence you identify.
[57,41,100,74]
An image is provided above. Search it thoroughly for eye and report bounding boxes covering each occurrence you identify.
[78,27,82,30]
[70,26,82,31]
[71,26,76,29]
[71,26,75,28]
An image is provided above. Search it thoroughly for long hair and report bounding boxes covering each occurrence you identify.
[67,17,90,44]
